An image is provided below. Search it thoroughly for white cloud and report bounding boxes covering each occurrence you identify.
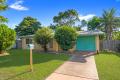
[9,0,29,11]
[79,14,96,21]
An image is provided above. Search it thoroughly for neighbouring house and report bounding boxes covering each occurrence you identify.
[19,31,103,52]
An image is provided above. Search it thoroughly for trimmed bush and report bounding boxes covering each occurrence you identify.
[55,26,77,51]
[0,24,16,54]
[34,27,53,52]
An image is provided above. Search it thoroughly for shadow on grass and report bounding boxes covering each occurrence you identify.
[98,51,120,57]
[5,70,30,80]
[0,49,69,68]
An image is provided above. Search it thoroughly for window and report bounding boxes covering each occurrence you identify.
[26,38,33,44]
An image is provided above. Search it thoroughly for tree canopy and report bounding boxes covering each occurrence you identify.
[15,16,41,36]
[101,8,120,40]
[53,9,79,26]
[34,27,53,52]
[87,16,102,30]
[0,0,7,11]
[0,24,16,54]
[55,26,77,51]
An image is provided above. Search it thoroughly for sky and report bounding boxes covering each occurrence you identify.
[1,0,120,29]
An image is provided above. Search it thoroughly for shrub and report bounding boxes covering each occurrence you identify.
[34,27,53,52]
[55,26,77,51]
[0,24,16,54]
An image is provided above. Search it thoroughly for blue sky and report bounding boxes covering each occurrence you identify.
[1,0,120,29]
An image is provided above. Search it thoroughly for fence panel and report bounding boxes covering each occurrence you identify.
[100,40,120,51]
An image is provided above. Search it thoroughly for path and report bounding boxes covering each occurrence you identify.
[46,53,99,80]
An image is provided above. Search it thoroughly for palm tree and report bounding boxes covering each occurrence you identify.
[101,8,119,40]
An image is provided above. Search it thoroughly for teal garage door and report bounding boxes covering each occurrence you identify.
[76,36,96,51]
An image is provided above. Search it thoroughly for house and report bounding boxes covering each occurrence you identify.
[19,31,103,52]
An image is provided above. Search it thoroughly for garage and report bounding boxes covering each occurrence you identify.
[76,36,96,51]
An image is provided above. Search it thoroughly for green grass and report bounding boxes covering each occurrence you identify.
[95,52,120,80]
[0,49,69,80]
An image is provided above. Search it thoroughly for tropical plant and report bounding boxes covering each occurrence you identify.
[53,9,79,26]
[55,26,77,51]
[0,24,16,54]
[101,8,120,40]
[34,27,53,52]
[15,16,41,36]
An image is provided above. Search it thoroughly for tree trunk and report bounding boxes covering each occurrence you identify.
[0,50,3,54]
[106,25,112,40]
[43,45,48,52]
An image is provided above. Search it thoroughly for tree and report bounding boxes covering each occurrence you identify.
[112,31,120,40]
[0,0,8,24]
[49,24,57,30]
[87,16,102,30]
[0,24,16,54]
[0,16,8,24]
[0,0,7,11]
[34,27,53,52]
[101,8,119,40]
[55,26,77,51]
[15,16,41,36]
[53,9,79,26]
[81,20,87,27]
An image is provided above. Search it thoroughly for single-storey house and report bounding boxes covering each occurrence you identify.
[19,31,103,52]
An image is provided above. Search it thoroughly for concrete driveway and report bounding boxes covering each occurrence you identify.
[46,53,99,80]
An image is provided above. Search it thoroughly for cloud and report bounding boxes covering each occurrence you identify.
[79,14,96,21]
[9,0,29,11]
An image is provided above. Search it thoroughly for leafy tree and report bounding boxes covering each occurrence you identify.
[55,26,77,51]
[112,31,120,40]
[0,16,8,24]
[87,16,102,30]
[73,25,81,31]
[0,0,7,11]
[34,27,53,52]
[101,8,120,40]
[15,16,41,36]
[0,24,16,54]
[53,9,79,26]
[81,20,87,27]
[49,24,57,30]
[0,0,8,24]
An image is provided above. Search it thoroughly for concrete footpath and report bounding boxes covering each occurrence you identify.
[46,53,99,80]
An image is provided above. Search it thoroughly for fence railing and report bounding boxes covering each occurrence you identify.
[100,40,120,51]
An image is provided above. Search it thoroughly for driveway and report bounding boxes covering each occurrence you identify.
[46,53,99,80]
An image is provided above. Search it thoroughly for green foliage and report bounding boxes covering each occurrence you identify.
[0,24,16,52]
[15,16,41,36]
[73,25,81,31]
[53,9,79,26]
[81,20,87,27]
[34,27,53,51]
[101,8,119,40]
[0,0,7,11]
[55,26,77,51]
[87,16,102,30]
[112,31,120,40]
[0,16,8,24]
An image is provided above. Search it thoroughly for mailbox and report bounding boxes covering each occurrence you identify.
[27,44,34,49]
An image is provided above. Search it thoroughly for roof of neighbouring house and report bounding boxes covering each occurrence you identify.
[19,31,104,38]
[77,31,104,36]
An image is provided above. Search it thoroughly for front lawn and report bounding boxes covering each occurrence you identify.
[0,49,69,80]
[95,52,120,80]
